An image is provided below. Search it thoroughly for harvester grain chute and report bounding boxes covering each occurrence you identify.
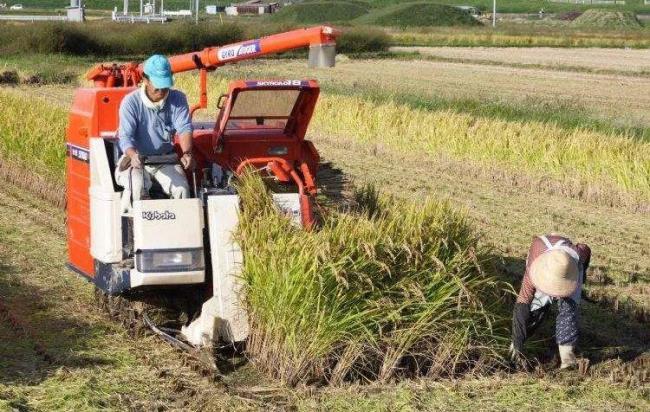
[65,26,339,350]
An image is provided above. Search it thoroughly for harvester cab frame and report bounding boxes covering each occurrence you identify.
[65,26,339,348]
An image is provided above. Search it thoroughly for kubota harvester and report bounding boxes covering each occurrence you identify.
[65,26,339,348]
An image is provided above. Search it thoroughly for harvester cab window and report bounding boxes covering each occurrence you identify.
[226,89,300,132]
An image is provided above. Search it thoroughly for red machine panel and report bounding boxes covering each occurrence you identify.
[66,87,134,278]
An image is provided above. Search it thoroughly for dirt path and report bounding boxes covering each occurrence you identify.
[391,46,650,74]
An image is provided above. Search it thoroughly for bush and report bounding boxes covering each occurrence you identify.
[0,71,20,85]
[236,171,506,385]
[368,3,482,28]
[337,27,390,54]
[0,20,388,57]
[0,22,245,56]
[572,9,641,28]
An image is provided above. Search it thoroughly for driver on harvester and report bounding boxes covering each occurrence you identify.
[115,54,195,213]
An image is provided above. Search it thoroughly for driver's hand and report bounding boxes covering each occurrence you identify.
[180,153,195,170]
[130,153,143,169]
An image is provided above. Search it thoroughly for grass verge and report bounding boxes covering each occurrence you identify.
[358,2,481,28]
[270,1,370,24]
[572,9,643,28]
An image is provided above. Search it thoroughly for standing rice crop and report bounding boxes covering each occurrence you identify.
[177,73,650,203]
[310,93,650,200]
[0,89,67,184]
[235,171,508,385]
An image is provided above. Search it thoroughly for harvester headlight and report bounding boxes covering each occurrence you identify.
[136,248,204,273]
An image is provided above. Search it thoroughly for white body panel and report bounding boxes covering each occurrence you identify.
[129,267,204,287]
[133,198,204,250]
[130,198,205,287]
[182,193,305,347]
[182,195,248,346]
[89,138,122,264]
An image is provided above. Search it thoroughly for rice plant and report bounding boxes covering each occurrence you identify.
[309,93,650,198]
[177,74,650,201]
[389,28,650,49]
[235,171,508,385]
[0,90,67,184]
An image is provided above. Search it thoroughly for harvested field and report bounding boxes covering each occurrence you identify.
[391,46,650,75]
[222,58,650,129]
[389,28,650,49]
[0,133,648,410]
[1,43,649,409]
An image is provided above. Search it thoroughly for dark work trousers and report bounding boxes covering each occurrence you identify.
[527,298,579,346]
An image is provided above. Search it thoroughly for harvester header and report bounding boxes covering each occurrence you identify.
[86,25,340,88]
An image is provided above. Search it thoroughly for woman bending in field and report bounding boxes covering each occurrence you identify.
[510,234,591,369]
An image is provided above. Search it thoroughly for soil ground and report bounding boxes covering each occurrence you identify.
[0,158,648,411]
[390,46,650,74]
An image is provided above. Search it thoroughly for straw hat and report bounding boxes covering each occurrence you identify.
[529,249,579,298]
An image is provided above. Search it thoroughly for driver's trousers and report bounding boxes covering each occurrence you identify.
[115,162,189,213]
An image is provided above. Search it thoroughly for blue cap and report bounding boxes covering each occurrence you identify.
[143,54,173,89]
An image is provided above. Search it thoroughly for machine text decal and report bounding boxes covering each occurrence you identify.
[247,80,308,88]
[142,210,177,221]
[218,40,261,61]
[66,143,90,163]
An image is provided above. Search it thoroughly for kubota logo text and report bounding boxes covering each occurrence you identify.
[142,210,176,221]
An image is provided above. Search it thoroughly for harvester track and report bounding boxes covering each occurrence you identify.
[92,288,225,381]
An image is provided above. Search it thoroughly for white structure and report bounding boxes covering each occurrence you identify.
[163,9,191,15]
[0,0,84,22]
[112,0,170,23]
[66,0,84,22]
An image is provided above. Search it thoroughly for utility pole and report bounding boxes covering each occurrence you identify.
[492,0,496,27]
[195,0,199,24]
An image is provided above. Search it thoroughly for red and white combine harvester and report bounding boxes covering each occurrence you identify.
[65,26,339,349]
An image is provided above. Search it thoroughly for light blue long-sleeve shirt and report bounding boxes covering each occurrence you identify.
[118,89,193,155]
